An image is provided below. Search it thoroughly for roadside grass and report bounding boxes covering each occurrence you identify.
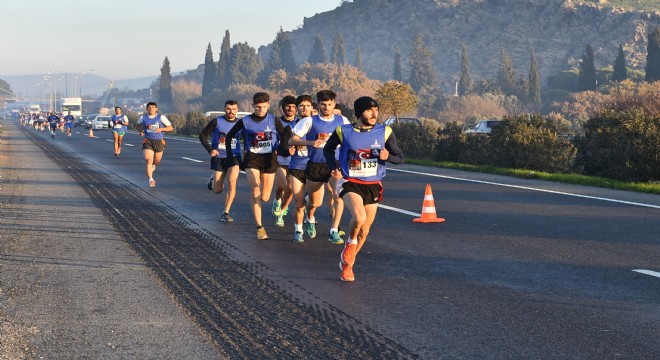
[406,158,660,195]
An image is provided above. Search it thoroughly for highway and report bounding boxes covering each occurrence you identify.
[16,121,660,359]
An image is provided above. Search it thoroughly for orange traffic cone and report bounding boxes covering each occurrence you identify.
[413,184,445,223]
[88,127,94,137]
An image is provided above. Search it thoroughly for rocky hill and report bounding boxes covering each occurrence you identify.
[261,0,660,91]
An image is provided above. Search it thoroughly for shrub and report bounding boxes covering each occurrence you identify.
[389,122,436,160]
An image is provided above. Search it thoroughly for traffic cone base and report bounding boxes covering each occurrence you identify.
[413,184,445,223]
[88,127,94,137]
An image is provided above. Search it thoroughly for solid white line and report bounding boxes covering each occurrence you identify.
[105,139,113,142]
[378,204,420,217]
[124,144,134,147]
[389,168,660,210]
[181,157,203,163]
[632,269,660,278]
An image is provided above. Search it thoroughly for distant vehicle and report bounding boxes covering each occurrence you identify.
[90,115,111,130]
[29,105,41,114]
[82,114,97,128]
[60,97,82,117]
[74,115,86,127]
[204,111,252,119]
[463,120,501,135]
[383,117,422,126]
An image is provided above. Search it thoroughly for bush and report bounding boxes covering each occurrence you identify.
[389,122,436,160]
[576,109,660,181]
[435,121,463,162]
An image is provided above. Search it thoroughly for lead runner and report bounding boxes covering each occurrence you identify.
[323,96,403,282]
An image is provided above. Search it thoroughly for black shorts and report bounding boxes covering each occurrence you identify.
[142,138,166,152]
[339,181,383,205]
[288,168,306,184]
[211,156,241,172]
[304,161,331,183]
[243,152,278,173]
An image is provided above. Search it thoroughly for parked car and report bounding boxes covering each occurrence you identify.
[383,117,422,126]
[74,115,86,127]
[463,120,501,135]
[82,114,98,128]
[90,115,112,130]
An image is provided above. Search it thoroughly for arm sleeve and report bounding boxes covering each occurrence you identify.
[278,126,293,157]
[224,119,244,159]
[159,115,172,127]
[384,127,404,164]
[199,119,216,154]
[324,128,342,170]
[292,117,312,138]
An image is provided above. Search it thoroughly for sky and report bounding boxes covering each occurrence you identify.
[0,1,342,80]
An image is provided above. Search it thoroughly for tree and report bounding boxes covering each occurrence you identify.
[259,28,297,86]
[308,35,327,64]
[645,26,660,82]
[290,63,380,107]
[172,79,202,115]
[217,30,232,89]
[354,45,363,71]
[279,30,296,73]
[408,33,437,91]
[228,42,262,85]
[393,46,403,81]
[528,48,541,104]
[202,43,217,97]
[579,44,597,91]
[612,44,627,82]
[458,44,472,96]
[375,81,418,119]
[158,56,173,106]
[330,33,346,66]
[497,47,516,95]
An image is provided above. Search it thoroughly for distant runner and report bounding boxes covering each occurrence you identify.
[135,102,173,188]
[111,106,129,156]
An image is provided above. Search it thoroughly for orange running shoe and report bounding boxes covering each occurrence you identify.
[339,261,355,282]
[341,242,357,266]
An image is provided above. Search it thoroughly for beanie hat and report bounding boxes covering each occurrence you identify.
[281,95,296,108]
[353,96,379,119]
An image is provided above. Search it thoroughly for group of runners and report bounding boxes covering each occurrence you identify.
[194,90,404,282]
[20,111,76,139]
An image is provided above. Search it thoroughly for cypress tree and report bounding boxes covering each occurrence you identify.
[217,30,231,89]
[497,47,516,95]
[158,56,172,105]
[458,44,472,96]
[354,45,363,70]
[612,44,627,82]
[202,43,217,97]
[579,44,597,91]
[645,26,660,82]
[279,29,296,73]
[393,46,403,81]
[228,42,262,85]
[308,35,327,64]
[408,33,437,91]
[528,48,541,104]
[331,33,346,66]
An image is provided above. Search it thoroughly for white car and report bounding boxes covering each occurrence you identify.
[90,115,112,130]
[463,120,501,135]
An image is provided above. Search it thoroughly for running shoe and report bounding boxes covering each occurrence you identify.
[271,199,282,216]
[329,231,344,245]
[275,214,284,227]
[338,227,346,237]
[149,178,156,188]
[341,242,357,266]
[293,231,304,243]
[304,220,317,239]
[339,261,355,282]
[220,212,233,223]
[256,226,269,240]
[207,176,213,191]
[281,207,289,216]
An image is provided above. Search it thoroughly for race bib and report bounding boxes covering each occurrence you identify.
[249,131,273,154]
[114,124,124,129]
[317,132,331,145]
[348,149,378,177]
[218,136,237,150]
[148,124,159,131]
[296,146,308,157]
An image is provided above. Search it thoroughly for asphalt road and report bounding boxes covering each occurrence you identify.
[9,121,660,359]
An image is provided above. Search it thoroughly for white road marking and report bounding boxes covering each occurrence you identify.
[632,269,660,278]
[124,144,134,147]
[389,168,660,210]
[181,157,203,163]
[105,139,113,142]
[378,204,420,217]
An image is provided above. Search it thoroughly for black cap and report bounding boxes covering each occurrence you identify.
[353,96,379,119]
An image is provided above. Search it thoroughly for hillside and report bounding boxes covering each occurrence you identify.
[262,0,660,91]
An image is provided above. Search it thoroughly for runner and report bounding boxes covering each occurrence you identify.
[288,95,314,242]
[323,96,404,282]
[271,95,298,228]
[224,92,278,240]
[47,111,60,139]
[135,102,173,188]
[111,106,129,156]
[63,111,75,138]
[199,100,243,223]
[289,90,350,244]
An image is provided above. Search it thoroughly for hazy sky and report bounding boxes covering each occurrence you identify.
[0,1,341,80]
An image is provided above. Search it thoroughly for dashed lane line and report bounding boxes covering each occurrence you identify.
[389,168,660,210]
[632,269,660,279]
[182,157,204,163]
